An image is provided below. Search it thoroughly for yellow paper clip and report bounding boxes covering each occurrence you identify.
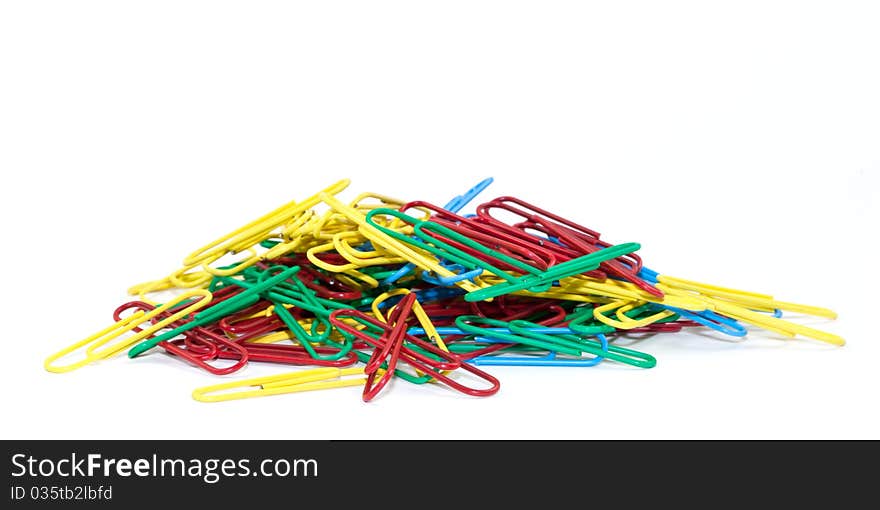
[592,300,676,330]
[185,179,351,268]
[45,289,213,373]
[128,180,351,295]
[191,367,369,403]
[657,275,838,319]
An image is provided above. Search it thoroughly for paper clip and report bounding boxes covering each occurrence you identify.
[471,332,610,367]
[186,179,350,270]
[456,315,656,368]
[45,289,213,373]
[361,292,417,401]
[192,367,369,403]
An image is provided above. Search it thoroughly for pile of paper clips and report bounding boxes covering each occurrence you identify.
[45,178,843,402]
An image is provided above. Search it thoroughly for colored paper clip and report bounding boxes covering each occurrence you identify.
[361,292,418,401]
[162,329,250,375]
[592,300,677,330]
[663,306,747,337]
[225,343,360,367]
[45,289,213,373]
[454,316,584,356]
[445,177,494,214]
[471,332,609,367]
[187,179,350,271]
[128,179,351,295]
[457,316,656,368]
[192,367,369,403]
[372,288,454,385]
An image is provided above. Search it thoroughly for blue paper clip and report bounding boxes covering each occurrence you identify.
[443,177,494,214]
[664,306,748,337]
[420,262,484,286]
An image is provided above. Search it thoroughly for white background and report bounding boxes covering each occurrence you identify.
[1,1,877,440]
